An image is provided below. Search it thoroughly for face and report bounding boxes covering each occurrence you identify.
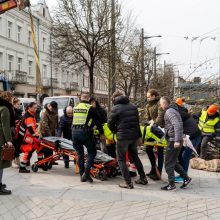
[147,93,156,101]
[29,104,38,113]
[160,98,169,110]
[47,104,53,112]
[14,101,20,109]
[66,108,73,117]
[91,100,96,108]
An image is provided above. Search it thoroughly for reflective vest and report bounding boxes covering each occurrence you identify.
[198,110,219,134]
[103,123,116,144]
[73,103,92,126]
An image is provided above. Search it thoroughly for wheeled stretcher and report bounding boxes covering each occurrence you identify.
[31,137,120,181]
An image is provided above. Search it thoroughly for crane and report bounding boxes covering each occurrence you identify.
[0,0,43,101]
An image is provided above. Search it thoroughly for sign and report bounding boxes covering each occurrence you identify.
[0,0,17,14]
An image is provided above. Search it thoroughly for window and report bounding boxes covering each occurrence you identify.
[17,58,22,71]
[43,37,46,51]
[17,26,22,42]
[8,55,13,71]
[43,8,46,17]
[8,21,12,39]
[0,52,3,69]
[43,65,47,77]
[28,31,31,46]
[28,61,33,75]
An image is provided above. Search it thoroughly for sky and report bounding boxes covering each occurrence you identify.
[32,0,220,81]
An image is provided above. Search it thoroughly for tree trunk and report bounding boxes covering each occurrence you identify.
[89,66,94,96]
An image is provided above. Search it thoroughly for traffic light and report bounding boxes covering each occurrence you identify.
[0,0,17,14]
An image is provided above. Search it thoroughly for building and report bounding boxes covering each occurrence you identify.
[0,0,108,102]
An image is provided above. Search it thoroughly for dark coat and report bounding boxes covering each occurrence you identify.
[145,96,165,128]
[95,107,107,125]
[57,108,73,140]
[14,107,23,121]
[108,96,141,141]
[0,98,14,169]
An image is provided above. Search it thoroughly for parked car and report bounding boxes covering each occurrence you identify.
[19,98,36,113]
[42,96,80,118]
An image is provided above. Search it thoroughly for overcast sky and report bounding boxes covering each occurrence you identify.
[33,0,220,80]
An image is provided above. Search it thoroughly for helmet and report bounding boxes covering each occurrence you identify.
[175,98,184,106]
[207,104,218,116]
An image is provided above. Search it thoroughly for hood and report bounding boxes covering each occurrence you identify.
[168,103,179,111]
[147,96,160,106]
[114,96,130,105]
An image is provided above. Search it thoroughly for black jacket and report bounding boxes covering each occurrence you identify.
[14,107,23,122]
[108,96,141,141]
[95,107,107,125]
[57,108,73,140]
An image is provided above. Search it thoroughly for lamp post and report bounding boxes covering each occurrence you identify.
[154,49,170,75]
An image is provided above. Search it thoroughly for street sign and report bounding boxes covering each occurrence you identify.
[0,0,17,14]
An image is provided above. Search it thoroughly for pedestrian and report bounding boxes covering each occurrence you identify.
[12,97,23,167]
[40,101,58,167]
[57,106,73,168]
[108,91,147,189]
[196,104,220,160]
[72,93,105,183]
[160,96,192,191]
[145,89,165,180]
[19,102,47,173]
[175,98,201,183]
[0,92,15,195]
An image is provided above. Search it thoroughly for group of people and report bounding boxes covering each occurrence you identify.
[0,88,220,195]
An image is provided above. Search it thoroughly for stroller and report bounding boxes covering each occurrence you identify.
[32,137,119,181]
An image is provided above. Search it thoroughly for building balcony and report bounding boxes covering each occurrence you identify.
[42,78,51,88]
[3,70,27,84]
[65,82,78,91]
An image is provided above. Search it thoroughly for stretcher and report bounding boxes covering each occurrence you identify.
[32,137,119,181]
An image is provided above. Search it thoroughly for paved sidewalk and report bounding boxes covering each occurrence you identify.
[1,155,220,220]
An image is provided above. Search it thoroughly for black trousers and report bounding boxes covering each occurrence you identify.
[165,141,188,184]
[200,135,212,159]
[116,140,145,183]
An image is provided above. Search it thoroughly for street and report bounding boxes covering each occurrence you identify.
[1,154,220,220]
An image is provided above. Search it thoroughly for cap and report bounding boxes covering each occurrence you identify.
[207,104,218,116]
[176,98,184,106]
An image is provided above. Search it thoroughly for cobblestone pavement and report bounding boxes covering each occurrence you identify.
[1,154,220,220]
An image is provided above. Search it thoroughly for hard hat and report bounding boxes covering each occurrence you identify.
[175,98,184,106]
[207,104,218,116]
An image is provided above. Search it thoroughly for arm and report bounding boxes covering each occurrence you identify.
[41,113,52,136]
[57,117,65,137]
[1,108,12,142]
[155,107,165,127]
[144,105,151,121]
[89,108,104,135]
[107,106,118,133]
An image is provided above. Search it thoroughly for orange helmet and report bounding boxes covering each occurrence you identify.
[207,104,218,116]
[176,98,184,106]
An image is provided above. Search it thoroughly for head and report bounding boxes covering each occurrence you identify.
[147,89,159,102]
[0,91,14,104]
[26,102,38,113]
[160,96,170,110]
[13,97,21,109]
[81,93,90,102]
[47,101,58,112]
[66,106,73,118]
[175,98,185,107]
[207,104,218,116]
[111,91,124,104]
[89,97,97,108]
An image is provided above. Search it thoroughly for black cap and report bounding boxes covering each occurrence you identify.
[50,101,58,109]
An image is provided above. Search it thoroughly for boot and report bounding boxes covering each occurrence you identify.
[119,182,134,189]
[65,163,69,169]
[19,166,30,173]
[81,173,93,183]
[0,183,11,195]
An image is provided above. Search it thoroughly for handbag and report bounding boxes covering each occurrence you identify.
[1,143,15,161]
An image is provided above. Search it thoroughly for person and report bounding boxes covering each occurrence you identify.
[175,98,202,183]
[19,102,46,173]
[196,104,220,160]
[72,93,105,183]
[108,91,147,189]
[160,96,192,191]
[145,89,165,180]
[12,97,23,167]
[0,92,15,195]
[57,106,73,168]
[40,101,58,166]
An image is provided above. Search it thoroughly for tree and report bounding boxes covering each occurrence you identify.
[52,0,120,95]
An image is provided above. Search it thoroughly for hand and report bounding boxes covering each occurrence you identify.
[7,141,14,148]
[137,138,143,146]
[100,135,106,141]
[174,142,181,148]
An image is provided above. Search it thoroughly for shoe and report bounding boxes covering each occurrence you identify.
[81,174,93,183]
[65,163,69,169]
[175,176,184,183]
[180,177,192,189]
[52,162,59,165]
[19,167,30,173]
[119,182,134,189]
[161,184,176,191]
[135,177,148,185]
[149,173,160,181]
[1,184,6,189]
[129,171,137,177]
[38,164,48,171]
[0,187,11,195]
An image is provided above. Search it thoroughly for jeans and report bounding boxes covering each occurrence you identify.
[200,135,213,159]
[179,135,201,172]
[72,129,96,176]
[116,140,145,183]
[165,141,188,184]
[0,169,3,184]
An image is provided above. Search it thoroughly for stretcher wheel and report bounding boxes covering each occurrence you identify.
[98,170,107,181]
[47,163,53,169]
[32,164,38,173]
[111,168,118,177]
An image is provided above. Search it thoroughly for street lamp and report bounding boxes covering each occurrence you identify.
[144,35,162,40]
[154,48,170,75]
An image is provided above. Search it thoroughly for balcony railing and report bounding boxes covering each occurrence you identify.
[42,78,50,88]
[3,70,27,84]
[65,82,78,91]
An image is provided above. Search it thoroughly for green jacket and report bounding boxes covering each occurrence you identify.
[0,106,12,169]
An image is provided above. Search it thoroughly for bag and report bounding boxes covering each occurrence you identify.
[1,143,15,161]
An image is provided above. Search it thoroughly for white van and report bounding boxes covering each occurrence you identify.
[42,96,79,118]
[19,98,36,113]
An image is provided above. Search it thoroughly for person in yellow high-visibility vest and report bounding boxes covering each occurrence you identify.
[197,104,220,159]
